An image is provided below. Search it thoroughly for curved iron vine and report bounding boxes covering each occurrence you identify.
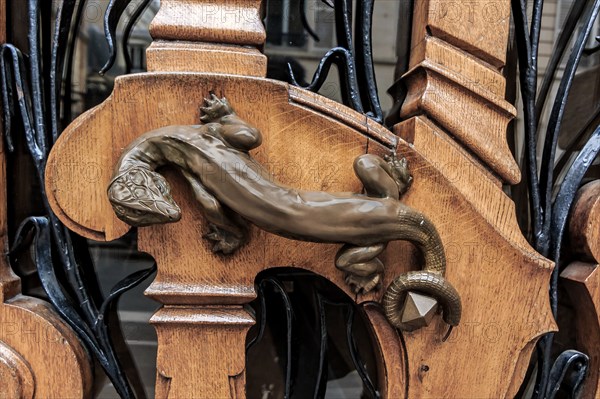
[246,270,380,399]
[512,0,600,396]
[1,0,156,397]
[290,0,384,124]
[3,0,599,398]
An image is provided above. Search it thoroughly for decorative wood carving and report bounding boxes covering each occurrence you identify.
[389,0,555,396]
[561,180,600,398]
[400,0,519,185]
[43,0,556,397]
[0,0,92,396]
[0,341,34,399]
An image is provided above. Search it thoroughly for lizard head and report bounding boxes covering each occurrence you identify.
[108,166,181,227]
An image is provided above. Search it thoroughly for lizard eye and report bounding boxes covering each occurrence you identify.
[152,176,169,195]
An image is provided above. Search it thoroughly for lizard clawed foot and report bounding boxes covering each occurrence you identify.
[384,153,413,195]
[345,272,382,294]
[203,224,245,254]
[200,94,234,123]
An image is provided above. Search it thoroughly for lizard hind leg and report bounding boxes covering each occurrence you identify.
[335,243,386,293]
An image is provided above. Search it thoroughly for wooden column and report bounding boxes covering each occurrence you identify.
[561,181,600,398]
[399,0,519,185]
[146,2,266,397]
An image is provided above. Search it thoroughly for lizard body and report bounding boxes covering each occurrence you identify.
[108,96,461,331]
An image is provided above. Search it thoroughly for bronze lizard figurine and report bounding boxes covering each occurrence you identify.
[107,95,461,331]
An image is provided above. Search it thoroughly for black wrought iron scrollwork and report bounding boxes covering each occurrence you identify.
[1,1,156,398]
[512,0,600,396]
[246,270,381,399]
[546,350,589,398]
[101,0,152,75]
[290,0,384,123]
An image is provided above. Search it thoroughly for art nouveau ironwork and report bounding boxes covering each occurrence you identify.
[0,1,156,397]
[290,0,384,123]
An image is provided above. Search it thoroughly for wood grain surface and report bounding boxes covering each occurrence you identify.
[43,0,558,397]
[46,73,555,398]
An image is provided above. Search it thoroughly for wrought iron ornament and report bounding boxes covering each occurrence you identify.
[1,0,156,397]
[290,0,384,123]
[107,95,462,332]
[246,271,381,399]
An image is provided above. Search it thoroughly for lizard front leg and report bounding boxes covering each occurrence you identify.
[180,170,248,254]
[200,93,235,123]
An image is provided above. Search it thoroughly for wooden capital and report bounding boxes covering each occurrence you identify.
[147,0,267,75]
[398,0,519,184]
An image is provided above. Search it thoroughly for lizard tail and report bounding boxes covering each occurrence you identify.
[382,206,462,330]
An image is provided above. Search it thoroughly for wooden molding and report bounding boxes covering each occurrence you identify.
[147,41,267,76]
[398,0,519,185]
[152,306,254,398]
[0,341,34,399]
[561,262,600,398]
[146,0,267,76]
[567,180,600,262]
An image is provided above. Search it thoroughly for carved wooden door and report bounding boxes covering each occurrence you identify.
[1,0,599,398]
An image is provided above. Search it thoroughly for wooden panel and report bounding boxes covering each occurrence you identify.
[46,73,555,398]
[43,0,557,396]
[391,0,554,395]
[384,117,553,398]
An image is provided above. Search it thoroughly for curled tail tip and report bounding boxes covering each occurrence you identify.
[382,271,461,332]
